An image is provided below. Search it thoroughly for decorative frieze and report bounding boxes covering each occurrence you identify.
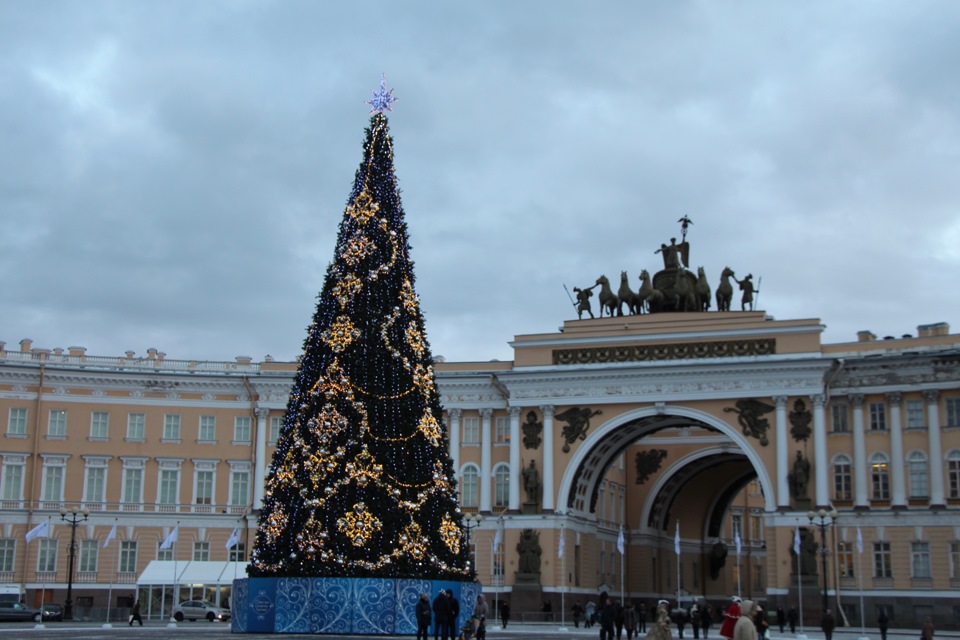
[553,338,776,365]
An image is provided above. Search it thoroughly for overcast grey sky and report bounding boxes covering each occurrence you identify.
[3,2,959,363]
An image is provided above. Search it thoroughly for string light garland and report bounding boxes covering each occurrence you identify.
[249,90,471,581]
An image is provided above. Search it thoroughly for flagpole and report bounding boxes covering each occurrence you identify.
[675,521,680,607]
[856,526,869,640]
[619,523,625,608]
[796,521,806,640]
[103,518,117,628]
[559,522,568,632]
[36,517,50,630]
[166,521,179,628]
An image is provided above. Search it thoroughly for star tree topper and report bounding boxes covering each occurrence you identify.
[366,74,398,113]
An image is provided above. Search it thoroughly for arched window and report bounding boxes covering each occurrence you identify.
[870,453,890,500]
[493,463,510,508]
[908,451,928,498]
[460,464,479,508]
[947,450,960,499]
[833,454,852,501]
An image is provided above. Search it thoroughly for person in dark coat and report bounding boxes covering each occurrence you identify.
[701,604,713,639]
[638,602,648,632]
[500,601,510,629]
[877,611,889,640]
[447,591,460,640]
[776,607,785,634]
[675,606,688,639]
[432,591,450,640]
[787,606,798,634]
[572,601,583,628]
[128,600,143,626]
[599,597,616,640]
[416,593,432,640]
[614,600,625,640]
[821,609,836,640]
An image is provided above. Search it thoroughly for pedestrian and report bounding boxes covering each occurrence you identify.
[753,606,768,640]
[615,600,625,640]
[600,597,616,640]
[787,606,798,634]
[647,600,673,640]
[500,601,510,629]
[776,607,785,634]
[128,599,143,627]
[586,601,597,628]
[572,601,583,628]
[447,590,460,640]
[877,611,889,640]
[470,594,488,638]
[733,601,758,640]
[921,616,935,640]
[691,603,701,639]
[624,602,637,640]
[720,597,742,640]
[639,602,647,633]
[701,604,713,639]
[821,609,836,640]
[676,605,687,639]
[416,593,432,640]
[432,590,449,640]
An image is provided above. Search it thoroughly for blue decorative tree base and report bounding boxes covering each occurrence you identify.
[231,577,480,635]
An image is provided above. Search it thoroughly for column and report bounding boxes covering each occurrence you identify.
[925,390,945,507]
[887,393,906,508]
[480,408,493,513]
[850,394,869,509]
[253,407,269,510]
[774,396,789,510]
[448,409,461,475]
[812,394,829,508]
[508,407,521,511]
[542,405,556,512]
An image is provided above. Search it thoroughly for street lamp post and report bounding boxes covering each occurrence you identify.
[463,513,484,572]
[807,508,838,615]
[60,506,90,621]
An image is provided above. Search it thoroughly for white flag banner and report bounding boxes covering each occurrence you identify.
[856,526,863,555]
[26,520,49,543]
[226,527,240,550]
[617,526,625,555]
[492,527,502,552]
[103,523,117,548]
[793,525,801,556]
[674,522,681,556]
[735,529,742,558]
[160,526,179,550]
[558,530,565,559]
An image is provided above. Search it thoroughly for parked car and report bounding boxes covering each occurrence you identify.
[0,602,42,622]
[172,600,230,622]
[41,603,62,621]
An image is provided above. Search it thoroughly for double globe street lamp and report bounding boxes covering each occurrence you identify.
[463,513,484,571]
[807,507,838,615]
[60,506,90,621]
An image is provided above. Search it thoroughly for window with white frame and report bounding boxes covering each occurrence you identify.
[198,416,216,443]
[193,541,210,561]
[37,539,57,572]
[912,541,931,578]
[7,408,27,436]
[0,539,14,573]
[79,539,99,573]
[193,461,216,507]
[460,465,479,507]
[869,403,887,431]
[157,461,182,507]
[493,464,509,507]
[731,513,743,541]
[949,450,960,499]
[494,416,509,444]
[162,414,181,441]
[126,413,145,441]
[834,454,852,501]
[119,540,137,573]
[90,412,109,439]
[906,400,926,429]
[871,453,890,500]
[1,455,26,503]
[873,541,892,578]
[156,541,173,561]
[462,417,480,445]
[230,541,246,562]
[837,541,854,578]
[908,451,929,498]
[269,416,281,444]
[749,512,763,541]
[831,403,849,433]
[946,398,960,428]
[121,458,146,507]
[40,457,66,504]
[234,416,251,443]
[229,464,250,507]
[48,409,67,437]
[83,457,109,505]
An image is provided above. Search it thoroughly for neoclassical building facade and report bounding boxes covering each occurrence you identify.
[1,310,959,625]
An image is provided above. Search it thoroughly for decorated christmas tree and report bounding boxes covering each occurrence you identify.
[249,79,471,581]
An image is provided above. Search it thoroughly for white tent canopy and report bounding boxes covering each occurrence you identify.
[136,561,249,587]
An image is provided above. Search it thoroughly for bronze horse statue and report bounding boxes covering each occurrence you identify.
[595,275,620,317]
[618,271,643,315]
[673,268,698,312]
[637,269,665,313]
[716,266,734,312]
[696,266,712,312]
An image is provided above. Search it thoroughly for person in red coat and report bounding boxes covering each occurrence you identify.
[719,597,742,640]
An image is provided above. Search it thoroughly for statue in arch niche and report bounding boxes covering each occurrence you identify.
[788,450,811,503]
[522,460,540,505]
[516,529,542,574]
[521,410,542,450]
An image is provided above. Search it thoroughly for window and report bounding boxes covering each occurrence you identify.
[1,457,24,502]
[906,400,925,429]
[834,455,852,501]
[158,467,180,506]
[163,414,181,441]
[871,453,890,500]
[873,541,892,578]
[0,539,14,573]
[48,410,67,437]
[41,461,64,503]
[911,541,931,578]
[195,470,214,505]
[950,541,960,578]
[949,451,960,499]
[234,417,251,443]
[731,513,742,541]
[7,408,27,436]
[120,541,137,573]
[460,465,479,507]
[90,412,109,439]
[749,513,763,541]
[831,403,849,433]
[752,562,763,590]
[122,464,144,506]
[946,398,960,428]
[908,451,929,498]
[83,462,107,504]
[494,417,509,444]
[869,403,886,431]
[156,541,173,562]
[79,539,99,573]
[462,417,480,445]
[269,416,281,444]
[837,541,854,578]
[37,539,57,573]
[230,467,250,506]
[199,416,216,442]
[193,541,210,562]
[229,542,246,562]
[493,464,509,507]
[126,413,145,441]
